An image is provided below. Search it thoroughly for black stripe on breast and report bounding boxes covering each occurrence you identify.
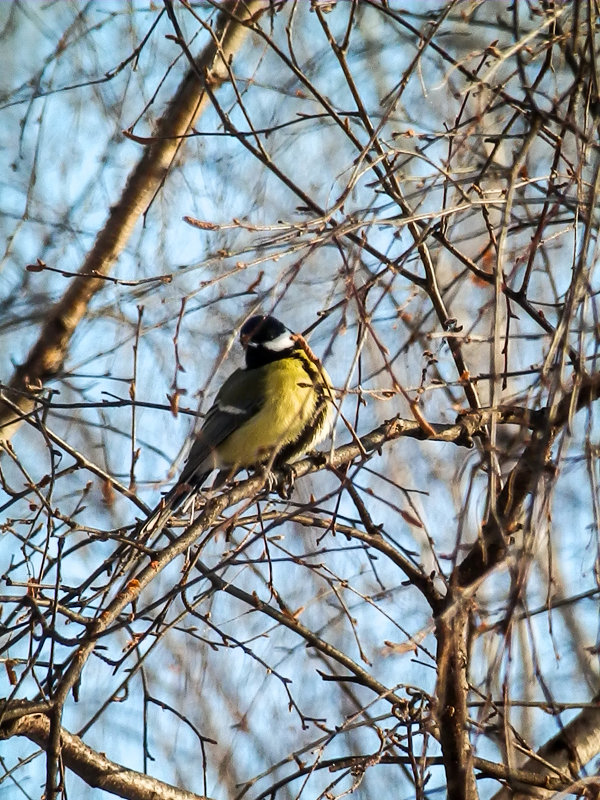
[273,352,330,466]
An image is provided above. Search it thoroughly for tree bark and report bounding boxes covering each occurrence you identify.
[491,694,600,800]
[3,712,212,800]
[0,0,265,444]
[436,599,479,800]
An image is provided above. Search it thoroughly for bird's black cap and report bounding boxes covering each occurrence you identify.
[240,315,289,346]
[241,315,296,368]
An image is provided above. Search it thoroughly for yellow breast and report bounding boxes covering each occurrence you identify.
[216,357,322,469]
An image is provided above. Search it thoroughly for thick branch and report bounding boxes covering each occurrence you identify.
[491,693,600,800]
[0,0,265,444]
[435,373,600,800]
[1,712,211,800]
[435,603,479,800]
[457,373,600,587]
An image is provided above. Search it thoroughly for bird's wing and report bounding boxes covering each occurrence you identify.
[178,367,264,487]
[140,369,265,533]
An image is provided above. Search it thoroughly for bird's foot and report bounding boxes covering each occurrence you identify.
[253,464,297,499]
[273,463,297,499]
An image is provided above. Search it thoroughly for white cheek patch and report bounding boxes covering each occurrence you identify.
[262,332,295,352]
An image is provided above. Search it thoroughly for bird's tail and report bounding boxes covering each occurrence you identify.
[138,471,211,537]
[137,486,179,538]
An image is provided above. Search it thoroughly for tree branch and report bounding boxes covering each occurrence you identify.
[1,712,211,800]
[0,0,265,445]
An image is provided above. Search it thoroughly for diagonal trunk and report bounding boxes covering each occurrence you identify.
[0,0,265,444]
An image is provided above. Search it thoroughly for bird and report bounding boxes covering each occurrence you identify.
[141,314,334,533]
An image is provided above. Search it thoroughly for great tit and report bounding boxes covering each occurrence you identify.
[142,315,333,532]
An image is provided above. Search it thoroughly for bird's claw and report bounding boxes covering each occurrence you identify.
[258,464,297,499]
[276,464,297,499]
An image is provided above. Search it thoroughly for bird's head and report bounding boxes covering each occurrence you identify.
[240,315,298,368]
